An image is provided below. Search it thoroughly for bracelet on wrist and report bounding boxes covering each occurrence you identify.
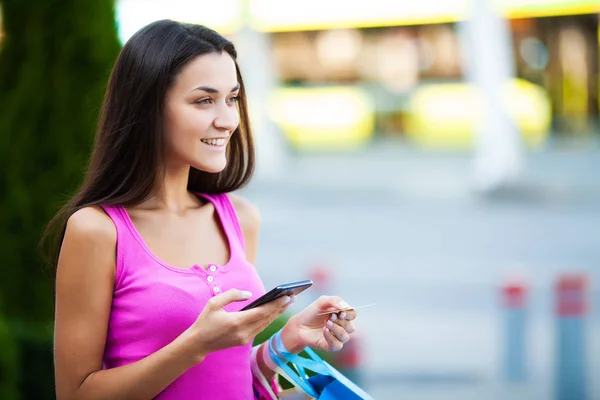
[273,329,295,358]
[261,337,279,371]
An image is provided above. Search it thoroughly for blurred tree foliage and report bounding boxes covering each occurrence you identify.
[0,0,121,398]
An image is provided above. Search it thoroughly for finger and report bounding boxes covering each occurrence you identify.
[315,296,358,316]
[324,326,344,352]
[338,309,357,321]
[331,317,355,335]
[208,289,253,310]
[248,303,290,337]
[243,295,294,324]
[258,296,293,324]
[326,318,350,343]
[315,295,344,311]
[263,295,295,315]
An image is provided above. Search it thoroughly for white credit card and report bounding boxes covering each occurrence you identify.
[316,303,376,316]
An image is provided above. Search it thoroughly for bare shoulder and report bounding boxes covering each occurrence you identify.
[228,193,260,232]
[61,205,116,270]
[65,205,116,244]
[228,194,260,263]
[57,205,117,288]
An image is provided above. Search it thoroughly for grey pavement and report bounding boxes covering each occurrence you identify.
[239,139,600,400]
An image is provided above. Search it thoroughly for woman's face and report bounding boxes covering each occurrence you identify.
[163,51,240,174]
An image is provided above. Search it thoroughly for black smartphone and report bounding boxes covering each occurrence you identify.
[240,280,313,311]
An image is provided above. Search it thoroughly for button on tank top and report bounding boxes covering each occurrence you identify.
[100,193,266,399]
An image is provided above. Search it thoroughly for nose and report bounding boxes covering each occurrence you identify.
[213,102,239,132]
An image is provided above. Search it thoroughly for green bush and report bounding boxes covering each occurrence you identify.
[0,314,19,400]
[0,1,121,398]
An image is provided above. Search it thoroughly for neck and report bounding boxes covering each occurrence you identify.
[144,165,199,213]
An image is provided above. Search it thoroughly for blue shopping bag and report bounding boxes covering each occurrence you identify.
[269,336,374,399]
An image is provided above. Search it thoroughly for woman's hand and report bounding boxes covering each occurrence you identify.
[281,296,357,354]
[183,289,294,362]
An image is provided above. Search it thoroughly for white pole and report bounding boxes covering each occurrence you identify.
[459,0,523,193]
[235,0,287,182]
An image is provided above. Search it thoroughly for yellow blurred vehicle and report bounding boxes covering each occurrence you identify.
[268,86,376,150]
[404,78,552,149]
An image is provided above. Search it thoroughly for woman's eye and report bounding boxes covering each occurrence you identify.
[227,95,240,104]
[195,98,213,105]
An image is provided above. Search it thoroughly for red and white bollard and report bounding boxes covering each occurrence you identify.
[501,278,528,382]
[555,274,589,400]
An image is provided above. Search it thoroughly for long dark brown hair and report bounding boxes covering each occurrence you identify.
[42,20,255,271]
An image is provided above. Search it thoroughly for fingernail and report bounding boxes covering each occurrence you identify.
[240,291,253,299]
[289,296,296,304]
[326,320,333,327]
[339,301,351,309]
[330,314,338,321]
[325,328,330,333]
[340,312,347,319]
[281,296,291,305]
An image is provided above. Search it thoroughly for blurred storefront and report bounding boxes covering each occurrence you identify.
[510,14,599,136]
[116,0,600,150]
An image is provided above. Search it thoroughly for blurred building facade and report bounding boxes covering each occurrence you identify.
[116,1,600,149]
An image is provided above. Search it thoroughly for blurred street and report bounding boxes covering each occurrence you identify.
[242,140,600,399]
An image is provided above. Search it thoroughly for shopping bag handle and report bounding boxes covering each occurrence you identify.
[268,334,320,398]
[270,332,376,400]
[273,333,331,375]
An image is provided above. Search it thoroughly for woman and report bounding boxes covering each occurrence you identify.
[47,19,356,400]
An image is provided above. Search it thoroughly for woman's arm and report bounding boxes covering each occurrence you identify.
[54,207,204,400]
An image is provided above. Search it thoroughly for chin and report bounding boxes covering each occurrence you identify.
[193,158,227,174]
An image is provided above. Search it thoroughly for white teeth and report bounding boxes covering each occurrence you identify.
[201,138,226,146]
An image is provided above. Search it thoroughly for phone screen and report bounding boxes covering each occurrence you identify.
[240,280,313,311]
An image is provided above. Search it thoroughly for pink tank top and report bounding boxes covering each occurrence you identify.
[101,193,266,399]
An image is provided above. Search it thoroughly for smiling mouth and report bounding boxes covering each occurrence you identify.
[200,138,227,146]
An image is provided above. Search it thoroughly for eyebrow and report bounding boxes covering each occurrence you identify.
[192,83,240,94]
